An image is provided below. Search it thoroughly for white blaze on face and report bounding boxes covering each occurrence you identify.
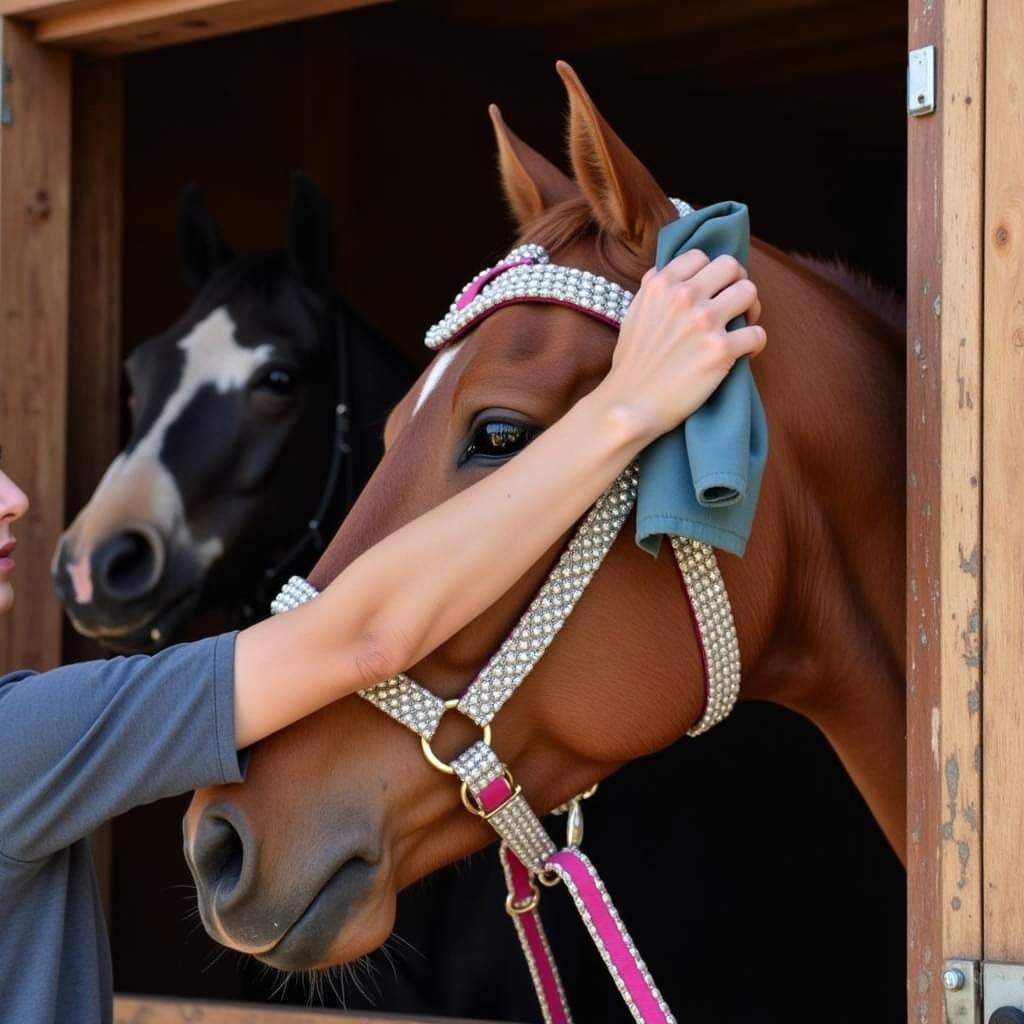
[412,341,463,416]
[62,308,271,601]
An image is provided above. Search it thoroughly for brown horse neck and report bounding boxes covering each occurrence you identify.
[735,242,907,862]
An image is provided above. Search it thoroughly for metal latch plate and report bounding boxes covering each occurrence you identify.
[944,959,981,1023]
[908,45,936,116]
[985,962,1024,1020]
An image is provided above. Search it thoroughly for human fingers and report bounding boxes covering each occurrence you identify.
[686,253,748,300]
[722,323,768,361]
[654,249,712,283]
[708,278,760,327]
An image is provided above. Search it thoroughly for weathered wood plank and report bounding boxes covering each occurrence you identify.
[937,0,986,969]
[0,17,71,673]
[982,0,1024,962]
[0,0,391,56]
[112,995,501,1024]
[905,1,947,1021]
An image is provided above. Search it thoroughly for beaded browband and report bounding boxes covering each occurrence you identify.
[424,198,693,351]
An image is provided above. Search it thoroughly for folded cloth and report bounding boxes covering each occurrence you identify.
[635,201,768,558]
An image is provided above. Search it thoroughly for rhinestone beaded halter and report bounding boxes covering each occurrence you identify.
[273,467,738,740]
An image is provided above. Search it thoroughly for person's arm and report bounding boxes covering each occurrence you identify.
[0,635,240,863]
[234,250,765,747]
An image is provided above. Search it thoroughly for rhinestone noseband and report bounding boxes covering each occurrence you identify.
[271,202,743,1023]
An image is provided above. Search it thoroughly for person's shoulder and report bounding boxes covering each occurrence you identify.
[0,669,38,690]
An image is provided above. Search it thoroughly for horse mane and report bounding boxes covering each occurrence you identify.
[794,254,906,336]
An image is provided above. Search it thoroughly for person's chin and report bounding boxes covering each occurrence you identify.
[0,579,14,615]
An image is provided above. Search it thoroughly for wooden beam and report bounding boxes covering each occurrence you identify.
[112,996,499,1023]
[905,2,945,1020]
[982,0,1024,963]
[67,55,121,563]
[67,54,124,925]
[906,0,988,1019]
[936,0,985,970]
[0,0,391,56]
[0,16,71,673]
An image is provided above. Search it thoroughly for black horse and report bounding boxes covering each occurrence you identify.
[53,175,412,653]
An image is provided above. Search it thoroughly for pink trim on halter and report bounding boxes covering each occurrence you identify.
[440,296,621,351]
[456,258,536,310]
[549,849,672,1024]
[502,847,572,1024]
[478,775,514,813]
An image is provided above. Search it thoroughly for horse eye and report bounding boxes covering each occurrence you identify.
[461,420,539,465]
[254,368,296,397]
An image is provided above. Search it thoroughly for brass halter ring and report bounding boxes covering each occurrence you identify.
[420,698,492,775]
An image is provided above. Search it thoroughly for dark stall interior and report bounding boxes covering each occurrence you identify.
[105,1,907,1021]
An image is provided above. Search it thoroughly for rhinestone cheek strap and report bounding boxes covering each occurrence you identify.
[269,202,744,1024]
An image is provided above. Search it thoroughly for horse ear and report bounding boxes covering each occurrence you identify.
[489,104,578,228]
[556,61,676,261]
[287,173,335,297]
[177,186,233,291]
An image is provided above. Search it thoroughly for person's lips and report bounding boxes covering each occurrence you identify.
[0,539,16,572]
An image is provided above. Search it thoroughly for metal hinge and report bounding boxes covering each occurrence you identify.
[944,960,981,1023]
[944,959,1024,1024]
[0,61,12,126]
[908,45,936,116]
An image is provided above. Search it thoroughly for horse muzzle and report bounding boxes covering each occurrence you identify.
[184,796,390,970]
[52,526,203,652]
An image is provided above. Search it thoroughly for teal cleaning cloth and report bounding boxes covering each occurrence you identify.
[635,201,768,557]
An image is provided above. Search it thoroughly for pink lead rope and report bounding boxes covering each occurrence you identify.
[483,771,674,1024]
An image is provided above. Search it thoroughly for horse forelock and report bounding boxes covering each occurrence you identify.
[514,197,651,286]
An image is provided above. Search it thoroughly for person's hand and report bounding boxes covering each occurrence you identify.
[594,250,766,443]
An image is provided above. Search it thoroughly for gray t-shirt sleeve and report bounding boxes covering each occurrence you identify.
[0,632,243,864]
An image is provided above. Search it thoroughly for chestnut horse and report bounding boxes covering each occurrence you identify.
[185,65,905,1012]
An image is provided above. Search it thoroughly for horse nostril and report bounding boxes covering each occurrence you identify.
[192,811,249,905]
[93,527,165,602]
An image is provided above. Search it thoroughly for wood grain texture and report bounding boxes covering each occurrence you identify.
[982,0,1024,962]
[906,0,945,1020]
[112,995,499,1024]
[0,16,71,673]
[938,0,985,966]
[67,54,125,924]
[67,55,122,532]
[0,0,390,55]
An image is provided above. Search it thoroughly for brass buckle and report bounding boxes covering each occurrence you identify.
[460,768,521,819]
[420,698,492,775]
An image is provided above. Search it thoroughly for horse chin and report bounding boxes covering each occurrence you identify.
[253,880,398,973]
[69,587,202,654]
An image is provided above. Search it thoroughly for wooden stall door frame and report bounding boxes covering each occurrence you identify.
[906,0,986,1020]
[7,0,1005,1018]
[907,0,1024,1021]
[0,15,70,675]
